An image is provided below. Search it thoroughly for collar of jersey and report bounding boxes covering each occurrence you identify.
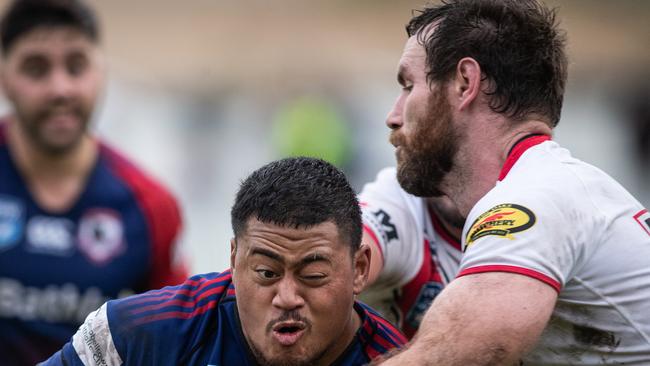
[498,134,551,181]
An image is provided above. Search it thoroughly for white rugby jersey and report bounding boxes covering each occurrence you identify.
[359,167,462,338]
[460,135,650,364]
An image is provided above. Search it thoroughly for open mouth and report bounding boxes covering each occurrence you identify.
[272,322,307,346]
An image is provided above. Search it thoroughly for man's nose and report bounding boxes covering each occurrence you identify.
[47,68,75,99]
[271,277,305,310]
[386,95,404,130]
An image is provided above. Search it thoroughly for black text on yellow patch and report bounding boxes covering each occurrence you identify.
[465,203,535,251]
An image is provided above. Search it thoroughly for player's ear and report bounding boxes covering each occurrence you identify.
[352,244,371,295]
[453,57,482,112]
[230,238,237,271]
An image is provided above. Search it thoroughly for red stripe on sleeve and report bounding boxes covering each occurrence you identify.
[363,224,384,263]
[633,209,650,236]
[127,274,229,305]
[102,144,188,288]
[366,312,408,345]
[458,265,561,293]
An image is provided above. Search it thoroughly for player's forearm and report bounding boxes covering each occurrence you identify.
[378,273,556,365]
[379,311,521,365]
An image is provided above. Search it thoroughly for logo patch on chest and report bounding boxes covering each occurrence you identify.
[465,203,536,250]
[77,209,125,265]
[26,216,75,255]
[0,195,24,251]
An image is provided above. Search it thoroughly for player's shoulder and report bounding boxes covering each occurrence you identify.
[355,301,406,360]
[96,271,234,361]
[503,140,593,194]
[110,270,233,326]
[489,140,596,209]
[98,141,179,208]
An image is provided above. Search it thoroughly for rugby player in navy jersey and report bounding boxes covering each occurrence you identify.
[0,1,187,364]
[42,157,406,366]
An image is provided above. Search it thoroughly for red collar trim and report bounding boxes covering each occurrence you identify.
[428,205,462,251]
[498,135,551,181]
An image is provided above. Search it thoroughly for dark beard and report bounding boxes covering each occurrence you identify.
[15,99,89,156]
[395,90,459,197]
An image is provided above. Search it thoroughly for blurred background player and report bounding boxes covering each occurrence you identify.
[0,0,187,364]
[359,167,463,338]
[42,157,405,366]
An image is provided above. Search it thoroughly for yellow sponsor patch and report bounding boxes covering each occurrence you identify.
[465,203,535,250]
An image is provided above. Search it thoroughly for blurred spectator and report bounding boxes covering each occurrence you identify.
[271,96,352,169]
[0,0,187,364]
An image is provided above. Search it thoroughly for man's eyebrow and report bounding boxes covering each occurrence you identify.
[397,65,406,86]
[250,247,284,264]
[298,253,332,267]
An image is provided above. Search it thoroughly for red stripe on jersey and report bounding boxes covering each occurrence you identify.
[458,265,561,293]
[362,321,396,359]
[102,144,188,288]
[634,209,650,236]
[499,135,551,181]
[362,319,382,359]
[366,332,396,358]
[126,272,232,306]
[363,224,384,263]
[365,346,381,360]
[130,283,229,315]
[133,299,220,325]
[428,207,462,251]
[367,312,408,345]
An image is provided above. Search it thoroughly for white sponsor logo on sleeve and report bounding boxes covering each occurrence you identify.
[72,304,123,366]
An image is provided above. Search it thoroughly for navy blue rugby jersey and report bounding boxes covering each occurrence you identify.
[42,270,406,365]
[0,122,187,365]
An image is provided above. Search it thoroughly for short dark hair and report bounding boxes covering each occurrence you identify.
[0,0,99,55]
[231,157,362,252]
[407,0,567,127]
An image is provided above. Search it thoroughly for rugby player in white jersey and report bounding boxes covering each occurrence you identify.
[377,0,650,364]
[359,167,463,339]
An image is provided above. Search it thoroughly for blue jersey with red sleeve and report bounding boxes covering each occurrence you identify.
[42,270,406,366]
[0,122,188,365]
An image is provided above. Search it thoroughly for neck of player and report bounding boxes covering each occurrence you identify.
[6,116,98,212]
[442,119,552,218]
[321,308,362,366]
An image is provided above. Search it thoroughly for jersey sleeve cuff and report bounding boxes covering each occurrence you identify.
[457,265,561,293]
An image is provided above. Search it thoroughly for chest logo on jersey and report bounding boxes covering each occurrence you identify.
[0,195,24,251]
[465,203,535,250]
[78,209,125,265]
[26,216,75,255]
